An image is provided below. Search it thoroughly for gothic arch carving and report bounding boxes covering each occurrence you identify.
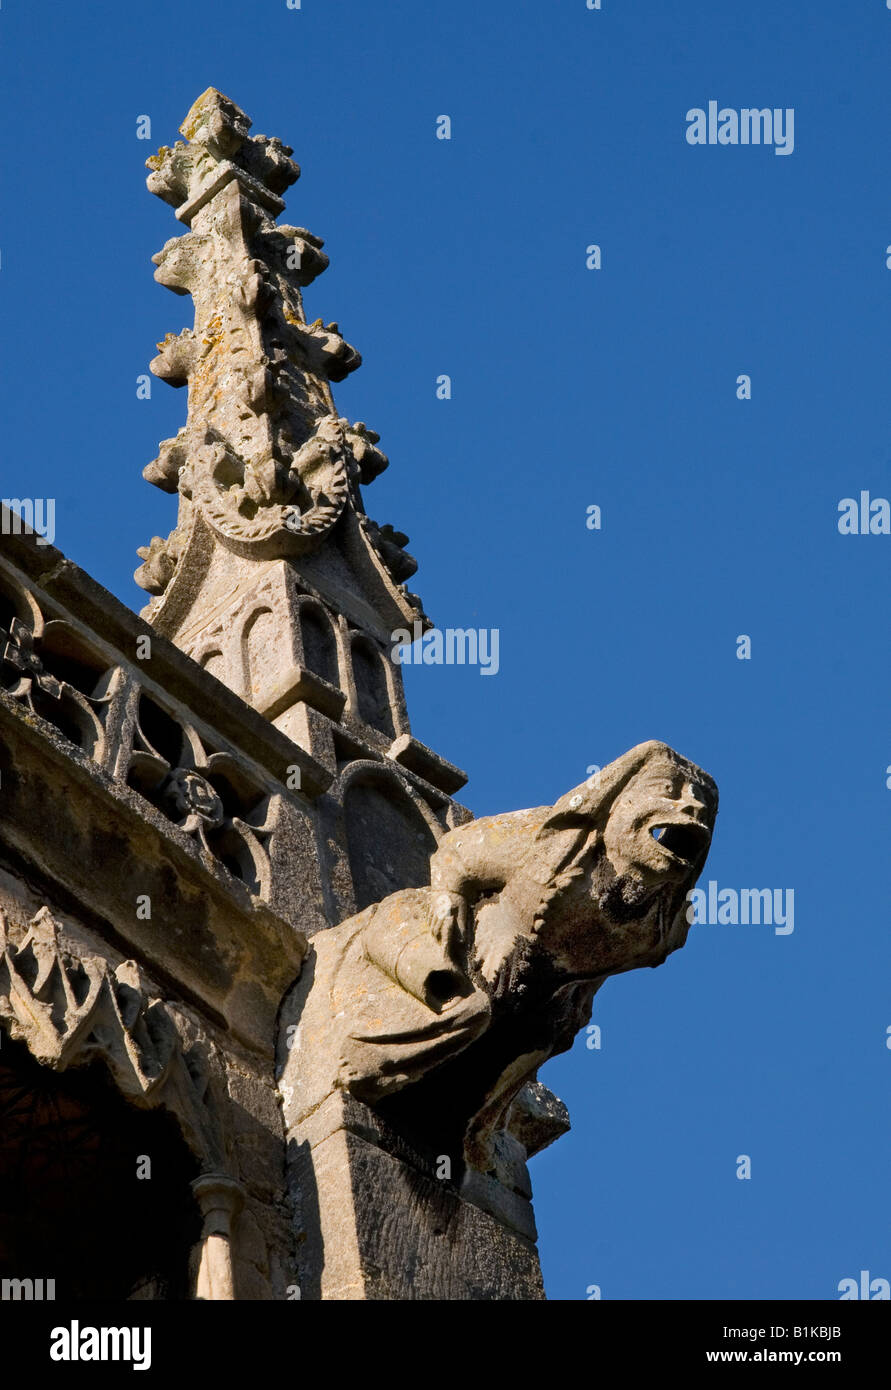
[0,594,120,768]
[125,693,275,897]
[348,633,396,737]
[340,761,442,911]
[0,568,42,634]
[294,596,339,689]
[198,648,226,682]
[240,605,276,706]
[0,906,230,1175]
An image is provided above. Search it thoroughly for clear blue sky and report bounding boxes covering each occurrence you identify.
[1,0,888,1300]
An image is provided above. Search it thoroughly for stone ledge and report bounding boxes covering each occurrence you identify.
[258,666,346,723]
[388,732,467,796]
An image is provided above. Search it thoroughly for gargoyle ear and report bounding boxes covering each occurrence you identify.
[542,740,675,832]
[541,785,602,829]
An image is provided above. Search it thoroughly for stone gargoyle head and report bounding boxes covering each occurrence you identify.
[282,740,717,1172]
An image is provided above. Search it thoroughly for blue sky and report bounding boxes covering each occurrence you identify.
[1,0,889,1299]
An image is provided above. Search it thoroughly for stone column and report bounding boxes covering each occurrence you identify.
[191,1174,245,1300]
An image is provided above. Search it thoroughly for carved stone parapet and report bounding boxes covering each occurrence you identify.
[0,538,321,1046]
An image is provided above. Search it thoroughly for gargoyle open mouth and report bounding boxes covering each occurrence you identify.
[650,821,711,866]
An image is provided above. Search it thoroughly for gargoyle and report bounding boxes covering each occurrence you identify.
[283,740,717,1174]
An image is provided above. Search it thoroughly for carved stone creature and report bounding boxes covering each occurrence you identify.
[284,740,717,1172]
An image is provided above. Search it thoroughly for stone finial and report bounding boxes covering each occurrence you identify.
[136,89,419,639]
[146,87,299,224]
